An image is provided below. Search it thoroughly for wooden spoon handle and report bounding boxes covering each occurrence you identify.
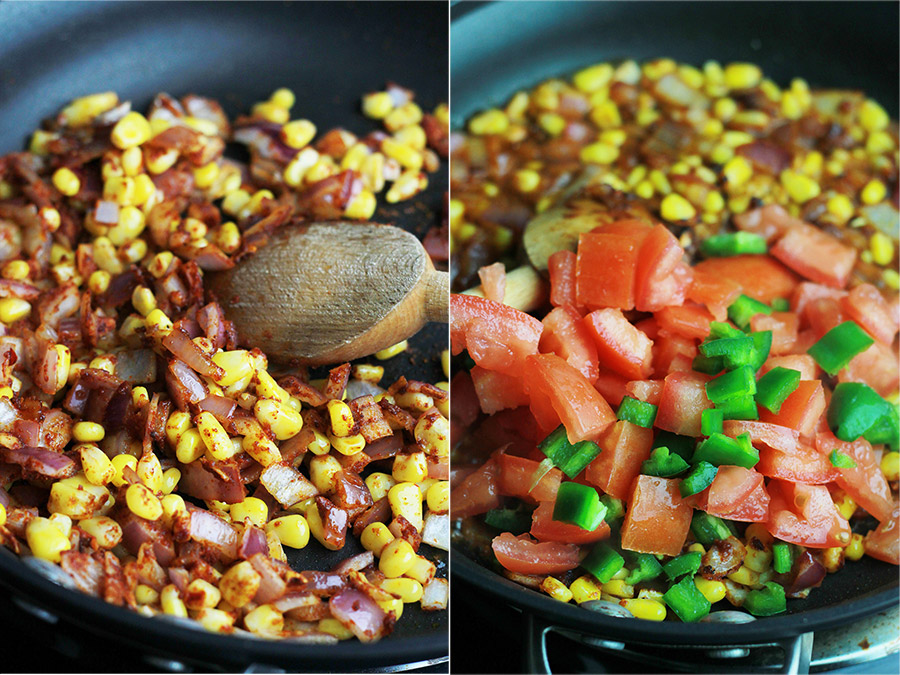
[424,269,450,323]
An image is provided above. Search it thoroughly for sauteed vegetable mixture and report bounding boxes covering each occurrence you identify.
[0,86,449,641]
[450,58,898,622]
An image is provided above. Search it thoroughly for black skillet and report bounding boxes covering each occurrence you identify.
[450,1,899,672]
[0,1,448,671]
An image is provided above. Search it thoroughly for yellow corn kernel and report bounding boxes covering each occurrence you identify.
[580,141,619,165]
[601,579,634,598]
[861,179,887,206]
[744,547,773,573]
[414,411,449,456]
[127,286,155,318]
[60,92,118,126]
[26,517,71,563]
[330,433,366,456]
[2,260,30,281]
[132,386,150,408]
[240,423,282,467]
[388,482,423,532]
[196,607,235,634]
[160,495,186,526]
[267,515,309,549]
[394,124,427,151]
[126,483,163,521]
[845,532,865,561]
[439,349,450,379]
[78,444,115,486]
[107,205,145,245]
[118,147,142,177]
[160,584,187,617]
[283,147,320,188]
[826,193,854,223]
[361,522,395,557]
[52,167,81,197]
[252,100,289,124]
[513,169,541,193]
[111,112,152,150]
[344,189,377,220]
[373,340,409,362]
[468,108,509,136]
[870,232,895,266]
[281,119,317,149]
[590,100,621,129]
[219,561,261,608]
[382,138,422,171]
[570,575,603,604]
[195,411,234,461]
[834,492,858,521]
[79,516,122,549]
[191,161,220,190]
[326,399,355,437]
[859,99,889,132]
[724,62,762,90]
[362,91,394,119]
[622,598,667,621]
[183,578,222,610]
[221,188,251,216]
[722,156,753,187]
[694,577,727,604]
[165,410,192,447]
[425,481,449,514]
[539,576,573,603]
[47,344,70,393]
[0,298,31,325]
[573,62,614,92]
[47,513,72,539]
[380,577,423,604]
[174,428,203,464]
[0,503,7,528]
[255,369,290,403]
[87,354,115,375]
[110,454,138,488]
[298,428,329,457]
[29,129,58,155]
[360,152,386,193]
[348,365,382,387]
[318,617,354,640]
[266,87,295,110]
[781,170,820,204]
[727,565,759,586]
[385,170,425,203]
[73,421,105,443]
[881,451,899,481]
[134,584,159,606]
[379,537,415,578]
[385,101,423,131]
[400,560,434,594]
[254,398,303,441]
[365,472,397,503]
[211,350,252,387]
[210,222,240,255]
[392,452,428,483]
[160,467,180,495]
[230,497,268,528]
[535,112,564,137]
[309,454,343,494]
[866,130,895,155]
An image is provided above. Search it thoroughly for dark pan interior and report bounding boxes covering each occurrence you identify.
[450,0,899,645]
[0,0,448,669]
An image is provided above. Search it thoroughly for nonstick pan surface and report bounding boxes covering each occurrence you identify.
[0,1,448,670]
[450,0,899,651]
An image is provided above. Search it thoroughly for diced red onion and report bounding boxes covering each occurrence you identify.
[260,463,319,506]
[329,588,390,643]
[188,508,238,561]
[0,445,76,478]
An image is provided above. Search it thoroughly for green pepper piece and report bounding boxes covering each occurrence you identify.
[653,431,697,461]
[663,574,711,622]
[484,507,533,534]
[582,543,624,583]
[641,447,690,478]
[693,353,726,375]
[744,582,787,616]
[716,394,760,421]
[863,406,900,451]
[727,294,773,330]
[624,552,664,585]
[537,425,603,478]
[827,382,894,442]
[706,366,757,404]
[701,408,724,436]
[662,552,703,581]
[692,432,759,468]
[699,335,754,370]
[701,232,768,258]
[679,461,719,497]
[617,396,658,428]
[747,330,773,371]
[807,321,874,376]
[755,366,801,414]
[600,494,625,522]
[828,449,857,468]
[553,482,607,531]
[771,298,790,311]
[690,511,733,546]
[709,321,745,340]
[772,542,793,574]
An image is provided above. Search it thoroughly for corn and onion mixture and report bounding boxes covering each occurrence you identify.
[0,86,449,642]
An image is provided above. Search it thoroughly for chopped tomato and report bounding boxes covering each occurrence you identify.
[864,501,899,565]
[585,420,654,500]
[758,380,825,438]
[733,204,798,243]
[576,231,642,310]
[815,432,893,523]
[450,458,500,519]
[470,366,531,415]
[634,316,659,339]
[722,420,799,454]
[655,370,713,437]
[760,354,818,381]
[593,218,654,237]
[839,340,900,398]
[497,453,562,504]
[530,500,612,544]
[756,444,840,484]
[523,353,616,443]
[450,294,543,376]
[492,532,582,575]
[652,332,697,377]
[693,255,800,305]
[805,297,845,338]
[750,311,798,355]
[540,306,599,383]
[450,370,480,427]
[620,476,692,556]
[548,250,579,310]
[634,224,688,312]
[766,480,850,548]
[790,282,847,324]
[770,222,857,289]
[710,479,770,522]
[699,466,769,522]
[583,308,654,380]
[625,379,665,405]
[593,370,629,407]
[656,303,714,341]
[687,269,742,322]
[478,262,507,304]
[841,283,898,345]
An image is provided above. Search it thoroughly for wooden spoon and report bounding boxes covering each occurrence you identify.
[208,222,448,365]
